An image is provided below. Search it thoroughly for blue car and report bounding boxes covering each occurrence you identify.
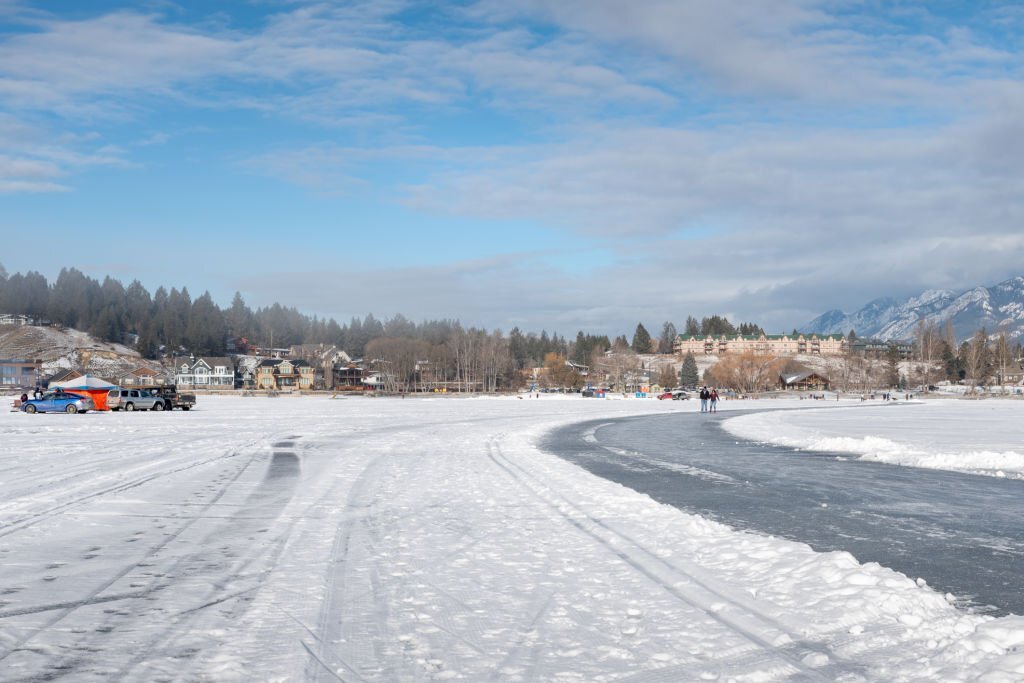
[21,392,95,414]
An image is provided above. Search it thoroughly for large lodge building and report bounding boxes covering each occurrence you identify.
[674,333,847,357]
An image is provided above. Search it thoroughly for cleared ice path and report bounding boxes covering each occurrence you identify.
[541,410,1024,616]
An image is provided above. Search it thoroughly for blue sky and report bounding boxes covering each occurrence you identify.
[2,1,1024,335]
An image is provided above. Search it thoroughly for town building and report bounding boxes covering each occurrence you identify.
[255,358,315,391]
[332,363,364,390]
[675,333,847,357]
[0,358,41,389]
[850,339,914,359]
[175,356,236,389]
[779,371,830,391]
[119,366,165,386]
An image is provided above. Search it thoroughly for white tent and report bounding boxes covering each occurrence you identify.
[49,375,117,391]
[48,375,118,410]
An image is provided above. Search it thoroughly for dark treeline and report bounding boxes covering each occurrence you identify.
[0,266,572,366]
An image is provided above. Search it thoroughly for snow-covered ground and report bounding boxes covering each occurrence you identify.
[723,398,1024,479]
[1,394,1023,681]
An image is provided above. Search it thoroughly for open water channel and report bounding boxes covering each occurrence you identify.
[541,410,1024,616]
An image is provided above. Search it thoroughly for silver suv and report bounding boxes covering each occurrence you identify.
[107,388,165,411]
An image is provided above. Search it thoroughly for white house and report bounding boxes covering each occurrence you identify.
[175,356,235,389]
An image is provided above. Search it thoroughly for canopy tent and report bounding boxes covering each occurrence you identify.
[49,375,117,411]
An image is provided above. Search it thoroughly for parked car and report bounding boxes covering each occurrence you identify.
[134,385,196,411]
[107,388,165,411]
[21,392,95,414]
[658,389,689,400]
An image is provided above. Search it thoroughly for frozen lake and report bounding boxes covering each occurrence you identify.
[2,395,1023,681]
[541,408,1024,616]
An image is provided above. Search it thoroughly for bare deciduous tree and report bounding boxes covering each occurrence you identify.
[961,329,991,391]
[703,353,783,393]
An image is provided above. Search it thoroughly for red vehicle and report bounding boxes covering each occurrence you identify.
[658,390,689,400]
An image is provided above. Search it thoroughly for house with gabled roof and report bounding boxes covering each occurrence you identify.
[255,358,314,391]
[779,371,830,391]
[43,368,82,388]
[175,356,236,389]
[120,366,165,386]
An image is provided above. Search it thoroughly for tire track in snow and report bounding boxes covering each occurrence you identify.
[0,435,262,540]
[0,438,272,673]
[486,436,862,681]
[106,439,311,681]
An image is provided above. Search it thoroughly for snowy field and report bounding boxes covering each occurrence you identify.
[723,398,1024,479]
[1,394,1023,681]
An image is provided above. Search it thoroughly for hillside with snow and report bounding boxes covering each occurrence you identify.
[804,276,1024,341]
[0,323,154,380]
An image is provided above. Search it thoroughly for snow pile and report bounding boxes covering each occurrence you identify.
[722,400,1024,479]
[1,395,1023,680]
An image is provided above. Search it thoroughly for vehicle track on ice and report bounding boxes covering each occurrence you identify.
[0,433,261,540]
[0,434,304,680]
[485,435,863,681]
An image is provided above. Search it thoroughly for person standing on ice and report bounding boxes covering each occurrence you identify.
[709,388,719,413]
[699,386,709,412]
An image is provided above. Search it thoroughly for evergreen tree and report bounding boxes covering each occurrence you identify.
[186,291,226,355]
[885,343,901,387]
[679,352,700,387]
[700,315,736,336]
[657,321,677,354]
[136,319,161,359]
[89,305,122,342]
[684,316,700,336]
[631,323,652,353]
[124,280,152,334]
[226,292,254,341]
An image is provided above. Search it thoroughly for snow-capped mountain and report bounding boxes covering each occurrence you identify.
[804,276,1024,341]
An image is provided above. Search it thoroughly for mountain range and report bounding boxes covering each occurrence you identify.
[803,276,1024,342]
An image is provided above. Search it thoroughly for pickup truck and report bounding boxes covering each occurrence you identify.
[136,385,196,411]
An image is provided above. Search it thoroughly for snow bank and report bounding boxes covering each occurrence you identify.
[723,400,1024,479]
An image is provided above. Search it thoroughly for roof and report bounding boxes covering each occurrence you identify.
[191,356,233,369]
[678,333,846,341]
[50,374,117,390]
[257,358,310,368]
[44,368,82,384]
[781,371,829,385]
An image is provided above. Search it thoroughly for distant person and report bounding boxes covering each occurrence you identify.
[699,386,709,412]
[710,388,719,413]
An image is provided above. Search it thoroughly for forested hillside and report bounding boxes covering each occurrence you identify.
[0,265,574,364]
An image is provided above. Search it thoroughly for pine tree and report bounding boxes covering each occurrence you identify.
[631,323,652,353]
[679,352,700,387]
